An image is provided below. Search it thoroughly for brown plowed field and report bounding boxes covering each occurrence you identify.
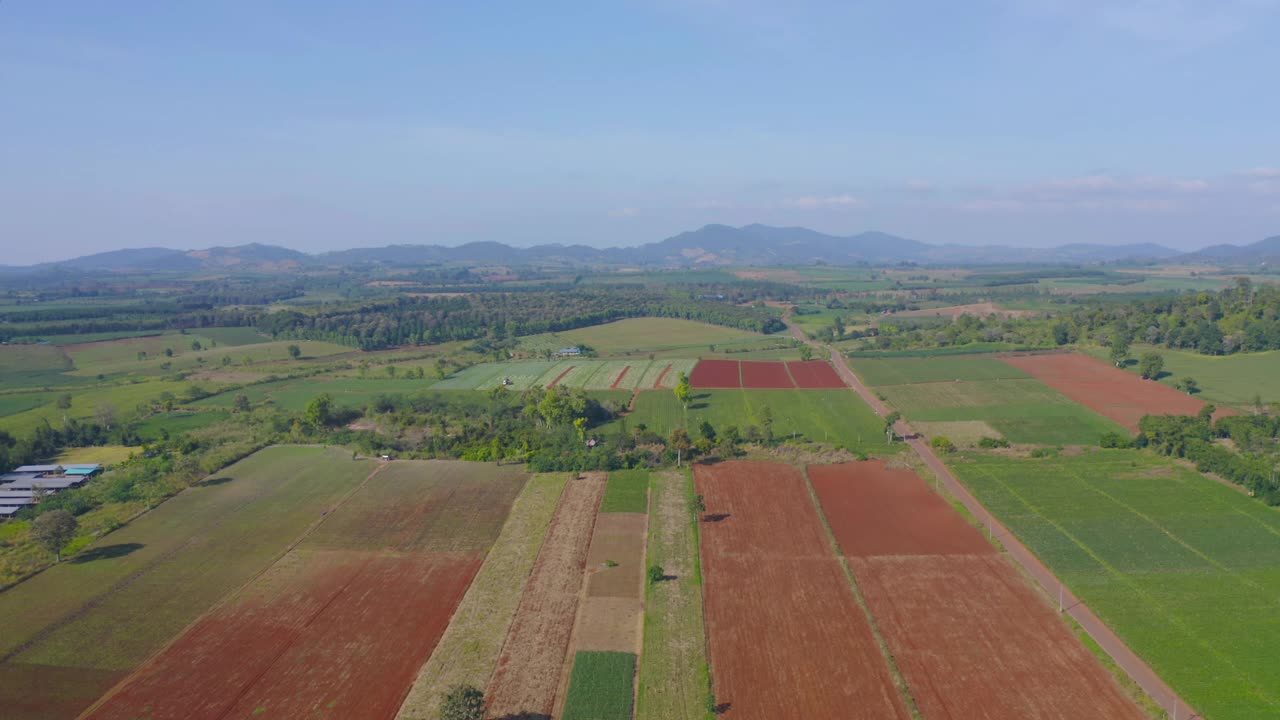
[786,360,845,389]
[811,462,1145,720]
[809,462,993,557]
[485,474,605,720]
[84,461,523,720]
[584,513,646,599]
[854,554,1146,720]
[1002,352,1232,431]
[739,360,795,389]
[85,550,481,720]
[689,359,741,389]
[695,462,909,720]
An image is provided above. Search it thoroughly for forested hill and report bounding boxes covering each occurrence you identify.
[256,288,787,350]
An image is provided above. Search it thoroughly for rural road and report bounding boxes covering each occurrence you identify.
[784,315,1200,720]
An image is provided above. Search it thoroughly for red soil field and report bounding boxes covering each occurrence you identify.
[738,360,795,389]
[1002,352,1232,432]
[854,554,1146,720]
[485,474,605,720]
[785,360,846,389]
[809,462,993,557]
[609,365,631,389]
[547,366,575,388]
[811,462,1145,720]
[689,359,741,389]
[85,550,481,720]
[695,462,909,720]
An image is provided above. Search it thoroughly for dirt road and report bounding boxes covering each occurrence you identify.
[783,315,1200,720]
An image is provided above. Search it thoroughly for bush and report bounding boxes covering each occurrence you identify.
[1099,432,1132,449]
[440,684,484,720]
[1030,447,1061,458]
[977,436,1010,449]
[648,564,665,585]
[930,435,956,454]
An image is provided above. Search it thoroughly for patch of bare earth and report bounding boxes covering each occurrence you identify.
[485,474,605,720]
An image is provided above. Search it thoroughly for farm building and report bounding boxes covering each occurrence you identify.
[0,463,101,519]
[556,347,583,356]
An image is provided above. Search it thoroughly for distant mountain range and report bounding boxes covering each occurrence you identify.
[3,225,1278,274]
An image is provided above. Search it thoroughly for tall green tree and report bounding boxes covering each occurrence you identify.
[1138,352,1164,380]
[32,509,78,562]
[305,393,333,427]
[674,372,692,411]
[1109,333,1132,368]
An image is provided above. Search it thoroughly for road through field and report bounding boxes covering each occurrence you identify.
[784,315,1199,720]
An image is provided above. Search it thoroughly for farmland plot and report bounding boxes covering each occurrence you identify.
[1002,353,1231,431]
[879,377,1126,445]
[486,474,606,720]
[953,450,1280,720]
[636,471,711,720]
[695,462,909,720]
[0,446,376,720]
[397,474,569,720]
[851,356,1031,386]
[83,460,526,720]
[810,462,1144,720]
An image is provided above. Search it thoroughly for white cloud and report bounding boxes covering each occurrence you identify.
[609,207,641,217]
[1036,174,1208,193]
[781,194,865,209]
[1243,167,1280,179]
[1249,180,1280,195]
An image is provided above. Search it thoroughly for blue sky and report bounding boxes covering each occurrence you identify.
[2,1,1279,263]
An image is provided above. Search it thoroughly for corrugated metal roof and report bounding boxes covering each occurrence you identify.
[0,478,83,490]
[65,467,99,475]
[13,465,58,473]
[0,507,21,516]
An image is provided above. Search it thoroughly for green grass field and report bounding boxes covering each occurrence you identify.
[0,445,375,715]
[0,380,194,435]
[397,473,568,720]
[879,378,1126,445]
[636,470,711,720]
[952,450,1280,720]
[1086,344,1280,408]
[561,651,638,720]
[520,318,766,356]
[435,358,698,391]
[621,389,886,453]
[131,409,230,441]
[195,376,439,411]
[851,356,1032,386]
[0,392,52,418]
[601,469,650,513]
[66,338,350,377]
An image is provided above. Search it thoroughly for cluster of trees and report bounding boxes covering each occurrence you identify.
[1063,279,1280,355]
[1137,408,1280,504]
[257,289,786,350]
[846,280,1280,358]
[0,419,137,476]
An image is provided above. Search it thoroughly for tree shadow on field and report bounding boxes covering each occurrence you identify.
[714,702,733,714]
[194,476,233,487]
[72,543,144,563]
[702,513,731,523]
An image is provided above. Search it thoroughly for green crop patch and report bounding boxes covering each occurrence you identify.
[879,378,1125,445]
[953,450,1280,720]
[561,651,637,720]
[852,356,1031,386]
[601,469,650,513]
[621,388,884,454]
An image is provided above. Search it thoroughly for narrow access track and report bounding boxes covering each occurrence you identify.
[783,314,1200,720]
